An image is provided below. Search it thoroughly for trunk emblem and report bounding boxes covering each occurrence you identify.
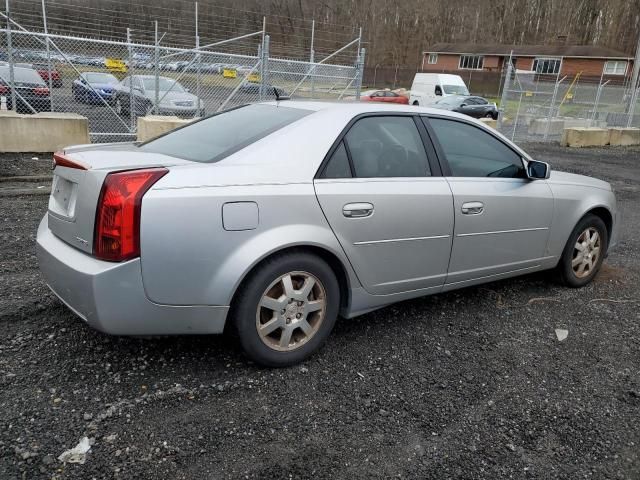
[74,236,89,246]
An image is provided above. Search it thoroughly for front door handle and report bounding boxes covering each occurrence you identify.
[343,202,374,218]
[461,201,484,215]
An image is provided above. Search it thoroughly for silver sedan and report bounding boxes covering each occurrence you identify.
[37,102,618,366]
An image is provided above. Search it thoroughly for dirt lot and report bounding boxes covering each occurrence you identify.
[1,144,639,479]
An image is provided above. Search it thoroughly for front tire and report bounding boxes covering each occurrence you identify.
[232,251,340,367]
[557,214,608,287]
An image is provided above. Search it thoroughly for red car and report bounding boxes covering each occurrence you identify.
[34,64,62,88]
[360,89,408,104]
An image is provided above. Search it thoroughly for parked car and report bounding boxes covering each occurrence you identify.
[409,73,469,106]
[360,89,409,104]
[72,72,119,104]
[113,75,204,117]
[33,63,63,88]
[0,65,51,113]
[37,102,618,366]
[432,95,499,119]
[239,81,286,97]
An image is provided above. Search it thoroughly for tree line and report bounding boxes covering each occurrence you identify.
[8,0,640,67]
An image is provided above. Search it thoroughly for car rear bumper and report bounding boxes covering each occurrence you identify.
[36,215,228,335]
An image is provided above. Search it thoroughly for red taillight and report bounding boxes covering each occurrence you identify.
[0,85,8,95]
[34,87,50,96]
[94,168,168,262]
[53,152,89,170]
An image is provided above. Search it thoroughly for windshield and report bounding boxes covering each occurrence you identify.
[141,77,184,92]
[139,104,312,163]
[86,73,118,84]
[443,84,469,95]
[0,66,45,86]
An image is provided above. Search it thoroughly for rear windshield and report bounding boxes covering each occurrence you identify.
[138,104,311,163]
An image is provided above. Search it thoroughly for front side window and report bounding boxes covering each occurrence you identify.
[139,104,311,163]
[459,55,484,70]
[427,118,525,178]
[533,57,561,74]
[603,60,627,75]
[343,116,431,178]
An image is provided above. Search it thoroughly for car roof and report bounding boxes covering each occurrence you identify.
[260,100,468,117]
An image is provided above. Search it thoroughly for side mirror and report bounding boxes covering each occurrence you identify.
[435,90,442,96]
[527,159,550,180]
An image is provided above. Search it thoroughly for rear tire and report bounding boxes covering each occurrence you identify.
[232,251,340,367]
[556,214,608,288]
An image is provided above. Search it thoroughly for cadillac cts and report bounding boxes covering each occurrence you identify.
[37,102,618,366]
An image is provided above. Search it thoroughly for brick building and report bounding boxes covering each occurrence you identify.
[422,43,634,82]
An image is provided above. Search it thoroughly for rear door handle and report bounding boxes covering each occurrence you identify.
[343,202,374,218]
[461,201,484,215]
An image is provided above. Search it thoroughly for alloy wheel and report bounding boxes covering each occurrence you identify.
[572,227,601,278]
[255,271,326,352]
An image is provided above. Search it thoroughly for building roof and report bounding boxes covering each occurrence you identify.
[425,43,633,59]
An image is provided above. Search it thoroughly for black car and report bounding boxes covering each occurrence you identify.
[0,65,51,113]
[432,95,498,120]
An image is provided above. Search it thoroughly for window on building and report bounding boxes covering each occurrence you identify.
[428,53,438,64]
[603,60,627,75]
[533,57,561,74]
[459,55,484,70]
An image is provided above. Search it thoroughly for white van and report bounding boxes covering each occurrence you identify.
[409,74,469,106]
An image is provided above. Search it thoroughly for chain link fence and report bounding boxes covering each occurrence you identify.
[0,8,364,143]
[496,63,639,143]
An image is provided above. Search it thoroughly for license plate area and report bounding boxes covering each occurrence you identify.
[49,175,78,219]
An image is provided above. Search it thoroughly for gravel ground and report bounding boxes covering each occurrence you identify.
[1,144,639,479]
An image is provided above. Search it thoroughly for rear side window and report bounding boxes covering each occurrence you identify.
[427,118,525,178]
[139,104,311,163]
[344,116,431,178]
[322,142,352,178]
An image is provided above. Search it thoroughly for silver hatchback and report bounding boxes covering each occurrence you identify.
[37,102,618,366]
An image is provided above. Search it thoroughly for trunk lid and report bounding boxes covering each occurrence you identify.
[47,144,191,254]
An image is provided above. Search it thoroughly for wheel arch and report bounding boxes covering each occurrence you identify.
[585,206,613,242]
[229,244,352,316]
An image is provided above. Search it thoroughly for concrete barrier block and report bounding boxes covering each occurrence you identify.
[0,112,89,152]
[479,118,497,129]
[528,118,565,136]
[608,127,640,146]
[561,127,610,147]
[137,115,194,142]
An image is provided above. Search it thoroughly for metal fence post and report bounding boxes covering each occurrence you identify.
[543,71,563,141]
[310,19,315,98]
[262,34,270,98]
[592,79,609,123]
[5,0,16,113]
[496,52,513,131]
[195,2,201,116]
[127,28,134,129]
[154,20,159,114]
[41,0,53,111]
[355,47,365,100]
